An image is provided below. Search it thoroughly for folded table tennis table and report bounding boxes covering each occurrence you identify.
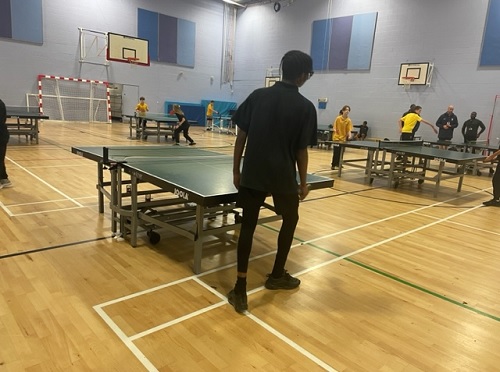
[72,145,334,273]
[334,140,486,196]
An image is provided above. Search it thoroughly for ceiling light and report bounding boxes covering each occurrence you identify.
[222,0,247,8]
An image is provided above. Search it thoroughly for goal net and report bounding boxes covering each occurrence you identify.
[38,75,111,122]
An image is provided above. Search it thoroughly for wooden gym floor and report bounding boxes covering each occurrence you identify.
[1,121,499,371]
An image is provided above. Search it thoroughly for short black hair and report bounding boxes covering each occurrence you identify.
[280,50,313,81]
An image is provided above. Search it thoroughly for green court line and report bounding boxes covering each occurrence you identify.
[261,224,500,323]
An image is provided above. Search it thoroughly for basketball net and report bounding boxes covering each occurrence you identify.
[402,77,414,91]
[126,57,139,68]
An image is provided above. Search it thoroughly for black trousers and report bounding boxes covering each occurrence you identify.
[331,144,341,167]
[0,141,8,179]
[236,186,299,274]
[493,163,500,200]
[174,122,194,143]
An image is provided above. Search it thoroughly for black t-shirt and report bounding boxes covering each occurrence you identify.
[175,113,189,127]
[232,81,317,194]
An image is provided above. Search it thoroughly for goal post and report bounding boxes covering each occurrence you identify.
[38,75,111,123]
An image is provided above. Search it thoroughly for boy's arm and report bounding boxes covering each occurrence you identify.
[422,119,438,134]
[484,149,500,163]
[233,129,247,189]
[296,147,309,200]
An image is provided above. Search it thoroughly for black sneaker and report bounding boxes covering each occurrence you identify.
[483,199,500,207]
[227,289,248,313]
[189,142,196,146]
[265,270,301,290]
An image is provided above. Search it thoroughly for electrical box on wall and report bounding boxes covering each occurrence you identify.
[318,97,328,109]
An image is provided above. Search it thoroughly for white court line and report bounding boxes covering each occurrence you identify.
[0,201,14,217]
[92,187,491,371]
[299,188,488,246]
[93,306,159,372]
[2,196,98,217]
[247,313,337,372]
[293,204,484,278]
[6,156,84,208]
[415,211,500,237]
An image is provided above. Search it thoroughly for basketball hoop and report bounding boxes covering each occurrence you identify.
[126,57,139,67]
[402,76,415,91]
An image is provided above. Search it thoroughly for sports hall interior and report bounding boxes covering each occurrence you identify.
[1,0,500,371]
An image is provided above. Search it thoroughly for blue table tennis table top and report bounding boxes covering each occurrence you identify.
[72,145,334,205]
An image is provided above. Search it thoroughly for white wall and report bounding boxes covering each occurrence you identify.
[233,0,500,142]
[0,0,231,113]
[1,0,499,141]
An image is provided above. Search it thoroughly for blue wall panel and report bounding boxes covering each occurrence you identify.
[0,0,12,38]
[0,0,42,44]
[310,12,377,71]
[480,0,500,66]
[348,12,377,70]
[139,8,195,67]
[11,0,43,43]
[311,19,332,71]
[328,16,352,70]
[138,8,158,61]
[159,14,177,64]
[177,19,195,68]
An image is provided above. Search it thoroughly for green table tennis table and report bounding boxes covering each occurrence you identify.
[334,140,486,196]
[124,113,178,142]
[71,145,334,273]
[423,139,498,176]
[6,106,49,144]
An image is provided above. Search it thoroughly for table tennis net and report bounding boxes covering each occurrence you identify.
[121,155,233,164]
[378,140,423,149]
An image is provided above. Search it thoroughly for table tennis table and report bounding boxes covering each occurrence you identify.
[211,115,236,135]
[123,114,179,142]
[6,107,49,144]
[423,139,499,176]
[71,145,334,273]
[335,140,486,196]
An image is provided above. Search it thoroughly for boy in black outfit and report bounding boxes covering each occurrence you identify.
[227,50,317,313]
[0,99,12,189]
[483,148,500,206]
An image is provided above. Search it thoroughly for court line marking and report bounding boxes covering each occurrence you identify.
[92,188,493,371]
[93,306,159,372]
[6,156,84,208]
[0,197,98,217]
[415,210,500,236]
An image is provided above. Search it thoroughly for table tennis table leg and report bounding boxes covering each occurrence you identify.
[110,167,120,235]
[456,162,466,193]
[388,153,396,188]
[32,118,39,144]
[193,205,205,274]
[97,162,104,213]
[434,161,445,197]
[365,149,375,181]
[130,176,139,247]
[337,144,344,176]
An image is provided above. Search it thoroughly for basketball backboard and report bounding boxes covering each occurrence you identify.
[107,32,150,66]
[398,62,432,86]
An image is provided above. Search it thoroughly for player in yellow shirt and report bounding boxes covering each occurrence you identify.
[399,105,437,140]
[206,100,218,131]
[135,97,149,138]
[331,105,353,170]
